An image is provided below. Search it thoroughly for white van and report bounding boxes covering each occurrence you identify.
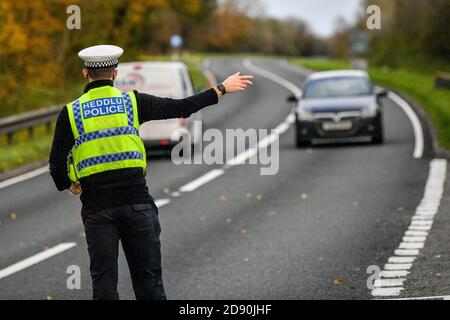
[114,61,202,147]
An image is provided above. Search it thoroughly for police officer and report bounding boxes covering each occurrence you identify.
[49,45,253,300]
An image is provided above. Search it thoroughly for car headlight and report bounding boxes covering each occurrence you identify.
[361,103,378,118]
[297,108,314,121]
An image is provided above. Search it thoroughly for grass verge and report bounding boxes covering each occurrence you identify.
[290,58,450,150]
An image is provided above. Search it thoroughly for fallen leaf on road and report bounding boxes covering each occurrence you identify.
[240,229,248,235]
[219,195,227,203]
[10,212,16,220]
[256,194,263,201]
[300,193,308,200]
[334,279,344,285]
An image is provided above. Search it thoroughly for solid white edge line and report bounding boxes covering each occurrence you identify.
[387,91,425,159]
[0,242,77,281]
[179,169,225,193]
[0,166,49,190]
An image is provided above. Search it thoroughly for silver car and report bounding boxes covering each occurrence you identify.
[114,61,202,148]
[288,70,387,147]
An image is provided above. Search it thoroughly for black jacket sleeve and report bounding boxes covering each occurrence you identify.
[135,88,218,124]
[49,106,74,191]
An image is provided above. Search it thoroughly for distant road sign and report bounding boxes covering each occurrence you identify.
[170,35,183,49]
[349,31,371,56]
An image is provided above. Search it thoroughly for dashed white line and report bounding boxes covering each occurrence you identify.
[0,242,77,281]
[243,59,303,97]
[0,166,48,190]
[380,270,410,278]
[179,169,225,193]
[388,257,415,264]
[374,278,406,288]
[155,199,171,208]
[372,287,404,297]
[371,159,447,297]
[395,249,419,256]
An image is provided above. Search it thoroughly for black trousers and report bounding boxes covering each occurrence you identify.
[83,203,166,300]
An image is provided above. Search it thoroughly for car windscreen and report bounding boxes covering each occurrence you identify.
[303,77,372,98]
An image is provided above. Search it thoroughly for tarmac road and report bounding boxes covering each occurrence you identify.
[0,57,436,299]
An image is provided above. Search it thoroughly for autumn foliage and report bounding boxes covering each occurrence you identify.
[0,0,322,116]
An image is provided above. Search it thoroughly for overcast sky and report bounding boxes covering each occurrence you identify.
[258,0,362,37]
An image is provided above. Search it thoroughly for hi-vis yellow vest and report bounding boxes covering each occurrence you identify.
[67,86,146,182]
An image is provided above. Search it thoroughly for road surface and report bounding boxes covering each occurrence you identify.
[0,58,439,299]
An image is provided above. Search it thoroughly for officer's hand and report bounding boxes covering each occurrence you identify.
[68,183,82,196]
[222,72,253,94]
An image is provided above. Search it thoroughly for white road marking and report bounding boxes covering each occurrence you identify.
[395,249,419,256]
[405,231,428,237]
[179,169,225,193]
[371,159,447,297]
[155,199,171,208]
[0,243,77,281]
[372,287,404,297]
[408,226,431,231]
[387,91,424,159]
[380,270,410,278]
[0,166,48,190]
[384,263,413,271]
[243,59,303,97]
[374,279,406,288]
[385,295,450,300]
[388,257,415,263]
[227,148,258,166]
[402,236,427,242]
[398,242,424,250]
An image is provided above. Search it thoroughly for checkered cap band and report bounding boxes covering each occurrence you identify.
[85,59,119,69]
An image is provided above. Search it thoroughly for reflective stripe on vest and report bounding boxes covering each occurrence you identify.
[74,126,139,148]
[77,151,143,172]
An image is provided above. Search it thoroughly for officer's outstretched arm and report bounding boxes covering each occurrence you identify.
[214,72,253,97]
